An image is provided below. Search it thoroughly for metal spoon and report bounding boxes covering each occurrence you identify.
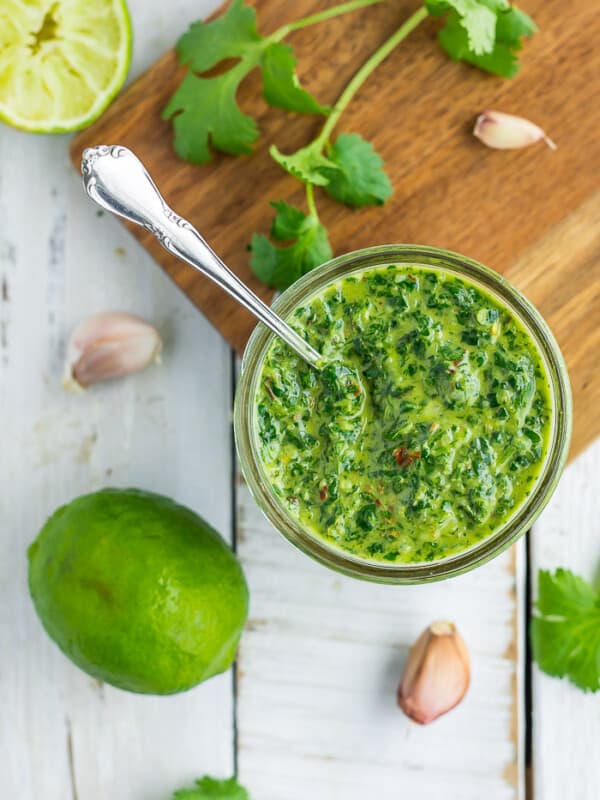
[81,145,322,368]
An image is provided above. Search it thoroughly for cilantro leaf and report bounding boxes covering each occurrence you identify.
[531,569,600,693]
[495,6,537,49]
[261,42,329,114]
[269,200,310,239]
[436,6,535,77]
[437,12,513,76]
[322,133,392,207]
[163,72,258,163]
[175,0,261,71]
[426,0,507,55]
[250,201,332,290]
[173,775,249,799]
[163,0,327,163]
[427,1,536,76]
[270,134,392,207]
[270,143,336,186]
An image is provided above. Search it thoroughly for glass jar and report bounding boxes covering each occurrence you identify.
[234,245,572,584]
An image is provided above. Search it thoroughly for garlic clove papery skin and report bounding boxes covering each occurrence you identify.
[473,110,556,151]
[397,621,470,725]
[63,312,162,391]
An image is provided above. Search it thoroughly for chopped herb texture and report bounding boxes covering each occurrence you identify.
[532,569,600,693]
[254,264,552,565]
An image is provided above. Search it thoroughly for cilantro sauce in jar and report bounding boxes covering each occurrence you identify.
[253,264,553,565]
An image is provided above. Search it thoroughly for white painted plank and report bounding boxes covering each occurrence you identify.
[237,480,524,800]
[0,2,231,798]
[531,439,600,800]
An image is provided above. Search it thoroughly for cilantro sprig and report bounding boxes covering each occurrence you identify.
[164,0,538,289]
[163,0,383,164]
[173,775,249,800]
[250,0,536,290]
[532,568,600,693]
[250,196,333,291]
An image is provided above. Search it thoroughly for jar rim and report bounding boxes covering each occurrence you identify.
[234,245,572,584]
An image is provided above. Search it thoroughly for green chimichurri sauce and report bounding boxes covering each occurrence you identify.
[254,264,552,565]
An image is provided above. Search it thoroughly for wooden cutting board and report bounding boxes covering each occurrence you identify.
[71,0,600,459]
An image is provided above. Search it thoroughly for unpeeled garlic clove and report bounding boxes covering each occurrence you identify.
[473,110,556,150]
[63,312,162,391]
[397,620,470,725]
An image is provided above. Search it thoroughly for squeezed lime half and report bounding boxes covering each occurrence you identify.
[0,0,132,133]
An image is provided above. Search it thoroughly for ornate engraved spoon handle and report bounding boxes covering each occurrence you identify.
[81,145,323,368]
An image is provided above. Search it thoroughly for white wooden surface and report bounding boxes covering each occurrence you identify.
[0,1,598,798]
[237,484,525,800]
[531,440,600,800]
[0,3,233,798]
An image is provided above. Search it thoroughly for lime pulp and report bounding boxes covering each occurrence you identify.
[0,0,132,133]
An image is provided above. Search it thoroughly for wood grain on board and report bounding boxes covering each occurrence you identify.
[70,0,600,459]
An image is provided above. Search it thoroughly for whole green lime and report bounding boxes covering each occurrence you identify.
[28,488,249,694]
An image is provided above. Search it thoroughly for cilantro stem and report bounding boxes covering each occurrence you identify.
[273,0,384,41]
[306,183,318,218]
[315,5,429,148]
[269,5,429,264]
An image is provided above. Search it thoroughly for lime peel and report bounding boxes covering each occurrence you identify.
[28,488,249,695]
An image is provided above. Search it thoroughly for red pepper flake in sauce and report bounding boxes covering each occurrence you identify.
[393,447,421,468]
[319,484,328,501]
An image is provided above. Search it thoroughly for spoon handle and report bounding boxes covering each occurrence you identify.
[81,145,321,368]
